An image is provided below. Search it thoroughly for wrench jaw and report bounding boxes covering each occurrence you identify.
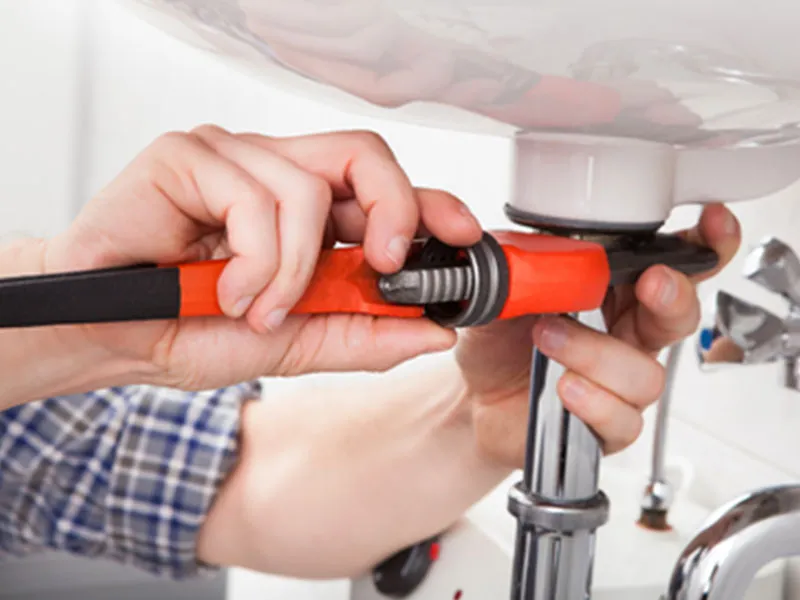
[377,231,615,326]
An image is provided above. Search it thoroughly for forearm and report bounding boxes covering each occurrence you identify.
[0,237,149,409]
[197,355,511,579]
[0,382,255,578]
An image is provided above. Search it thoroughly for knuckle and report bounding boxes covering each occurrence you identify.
[271,262,307,303]
[241,178,276,209]
[300,174,333,209]
[632,359,666,407]
[647,361,667,401]
[349,130,393,156]
[686,301,703,333]
[622,415,645,448]
[190,123,230,143]
[589,398,615,435]
[151,130,197,155]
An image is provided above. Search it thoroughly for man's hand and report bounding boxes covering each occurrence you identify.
[196,206,742,581]
[456,204,742,460]
[44,127,482,392]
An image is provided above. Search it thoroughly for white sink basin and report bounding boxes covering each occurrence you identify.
[112,0,800,229]
[116,0,800,147]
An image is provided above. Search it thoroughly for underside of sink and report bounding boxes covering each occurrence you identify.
[117,0,800,231]
[123,0,800,149]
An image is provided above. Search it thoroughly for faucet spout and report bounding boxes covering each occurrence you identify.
[665,485,800,600]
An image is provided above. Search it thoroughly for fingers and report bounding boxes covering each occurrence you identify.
[272,315,458,374]
[533,316,665,407]
[328,189,481,247]
[680,203,741,283]
[237,130,481,272]
[605,263,702,353]
[191,126,332,332]
[533,315,662,455]
[557,373,645,455]
[139,131,284,319]
[414,189,482,246]
[610,203,740,353]
[624,265,702,352]
[239,131,417,272]
[144,126,479,335]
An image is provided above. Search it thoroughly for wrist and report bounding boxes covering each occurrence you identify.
[198,356,511,579]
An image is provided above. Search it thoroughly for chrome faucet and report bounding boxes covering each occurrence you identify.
[663,236,800,599]
[697,236,800,391]
[664,485,800,600]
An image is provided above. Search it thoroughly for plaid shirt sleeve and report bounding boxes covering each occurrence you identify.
[0,380,261,579]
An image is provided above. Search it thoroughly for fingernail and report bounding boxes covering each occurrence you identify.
[263,308,288,332]
[723,210,738,236]
[537,318,568,351]
[231,295,254,318]
[657,270,678,307]
[386,236,410,266]
[459,202,480,226]
[562,375,591,403]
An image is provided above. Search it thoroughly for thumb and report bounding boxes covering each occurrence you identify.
[282,316,457,374]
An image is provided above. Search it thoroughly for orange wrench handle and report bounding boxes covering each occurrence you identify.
[492,231,612,319]
[176,246,425,320]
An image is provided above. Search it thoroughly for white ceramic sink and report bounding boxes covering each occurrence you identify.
[114,0,800,230]
[117,0,800,146]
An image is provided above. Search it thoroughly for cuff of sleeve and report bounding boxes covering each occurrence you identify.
[105,381,260,579]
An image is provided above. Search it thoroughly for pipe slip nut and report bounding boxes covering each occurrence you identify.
[508,482,610,533]
[379,233,509,328]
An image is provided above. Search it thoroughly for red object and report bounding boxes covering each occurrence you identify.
[176,246,425,319]
[174,233,612,321]
[429,542,440,561]
[491,231,611,318]
[453,591,463,600]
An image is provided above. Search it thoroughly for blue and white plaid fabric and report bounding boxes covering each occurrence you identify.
[0,381,261,578]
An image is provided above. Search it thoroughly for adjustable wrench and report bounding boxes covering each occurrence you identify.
[0,231,717,329]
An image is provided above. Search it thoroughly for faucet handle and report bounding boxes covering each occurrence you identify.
[698,290,786,367]
[743,236,800,307]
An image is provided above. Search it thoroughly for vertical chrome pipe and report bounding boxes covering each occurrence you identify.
[640,341,682,529]
[509,309,609,600]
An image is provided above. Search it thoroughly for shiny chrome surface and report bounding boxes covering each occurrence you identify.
[698,290,787,366]
[123,0,800,150]
[641,342,682,516]
[665,485,800,600]
[743,237,800,306]
[697,237,800,391]
[510,309,606,600]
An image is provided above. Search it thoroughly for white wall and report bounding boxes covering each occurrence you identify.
[0,3,225,599]
[4,0,800,598]
[0,0,83,239]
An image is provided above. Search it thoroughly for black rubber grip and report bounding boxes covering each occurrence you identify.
[0,265,181,328]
